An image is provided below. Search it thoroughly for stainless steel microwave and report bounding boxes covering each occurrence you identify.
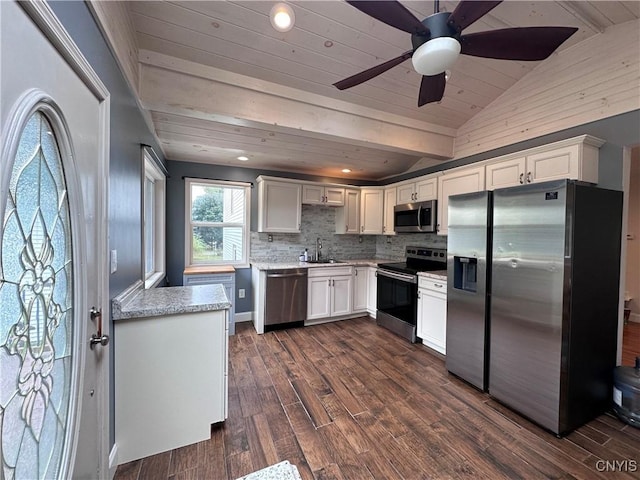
[394,200,437,233]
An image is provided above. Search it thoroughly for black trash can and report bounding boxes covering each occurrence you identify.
[613,356,640,428]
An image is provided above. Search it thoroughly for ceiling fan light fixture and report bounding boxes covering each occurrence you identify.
[270,3,295,32]
[411,37,461,76]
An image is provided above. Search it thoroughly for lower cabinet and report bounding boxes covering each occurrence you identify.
[417,276,447,354]
[115,309,228,463]
[367,267,377,316]
[307,266,353,321]
[353,267,368,313]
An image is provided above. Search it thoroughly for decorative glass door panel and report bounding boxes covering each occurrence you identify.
[1,111,74,479]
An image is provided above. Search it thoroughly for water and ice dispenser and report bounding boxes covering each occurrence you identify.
[453,256,477,293]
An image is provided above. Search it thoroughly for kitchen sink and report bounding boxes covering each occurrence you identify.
[306,259,344,264]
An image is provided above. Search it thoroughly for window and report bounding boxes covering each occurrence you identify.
[143,148,166,288]
[185,178,251,267]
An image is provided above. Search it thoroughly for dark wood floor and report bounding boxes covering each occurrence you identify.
[115,317,640,480]
[623,321,640,366]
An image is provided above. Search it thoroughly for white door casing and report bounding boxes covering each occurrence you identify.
[1,1,110,478]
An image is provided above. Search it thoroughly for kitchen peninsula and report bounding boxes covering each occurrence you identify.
[112,284,230,464]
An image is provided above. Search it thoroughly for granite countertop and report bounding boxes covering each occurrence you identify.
[250,258,398,270]
[112,284,231,320]
[418,270,448,280]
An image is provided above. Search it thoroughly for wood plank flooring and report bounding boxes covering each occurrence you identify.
[623,321,640,366]
[115,317,640,480]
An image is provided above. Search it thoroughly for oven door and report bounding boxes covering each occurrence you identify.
[376,269,418,326]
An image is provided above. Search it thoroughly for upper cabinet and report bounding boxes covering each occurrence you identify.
[256,177,302,233]
[302,184,345,206]
[396,175,438,204]
[485,135,603,190]
[335,188,360,234]
[383,187,396,235]
[437,166,485,236]
[360,188,384,235]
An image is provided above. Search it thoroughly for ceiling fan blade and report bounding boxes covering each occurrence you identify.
[346,1,428,35]
[460,27,579,60]
[418,73,446,107]
[334,50,414,90]
[448,1,502,32]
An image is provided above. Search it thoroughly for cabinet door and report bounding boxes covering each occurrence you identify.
[336,189,360,234]
[302,184,325,205]
[437,166,485,236]
[324,187,345,206]
[307,276,332,320]
[418,287,447,354]
[367,267,377,314]
[360,188,383,235]
[415,177,438,201]
[383,187,396,235]
[396,183,415,204]
[526,144,581,183]
[258,181,302,232]
[332,276,353,316]
[353,267,368,312]
[486,157,526,190]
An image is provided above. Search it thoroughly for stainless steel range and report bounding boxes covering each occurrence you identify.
[376,246,446,342]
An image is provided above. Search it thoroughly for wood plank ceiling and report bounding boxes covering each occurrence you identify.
[125,1,639,180]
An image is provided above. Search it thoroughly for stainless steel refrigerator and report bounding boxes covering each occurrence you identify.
[447,179,623,435]
[446,190,492,391]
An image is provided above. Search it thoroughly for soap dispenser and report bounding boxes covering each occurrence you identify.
[303,248,308,261]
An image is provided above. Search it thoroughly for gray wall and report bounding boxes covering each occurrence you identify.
[48,1,166,449]
[166,161,372,312]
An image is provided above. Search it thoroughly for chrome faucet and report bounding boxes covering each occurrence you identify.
[315,237,322,261]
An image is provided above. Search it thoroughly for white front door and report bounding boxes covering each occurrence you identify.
[0,1,109,478]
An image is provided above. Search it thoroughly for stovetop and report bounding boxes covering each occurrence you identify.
[378,246,446,275]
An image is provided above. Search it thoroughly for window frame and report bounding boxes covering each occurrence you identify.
[185,178,251,269]
[142,148,166,289]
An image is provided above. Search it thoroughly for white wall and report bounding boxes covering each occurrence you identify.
[455,20,640,160]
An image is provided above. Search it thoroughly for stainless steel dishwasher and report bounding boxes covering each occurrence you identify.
[264,268,308,331]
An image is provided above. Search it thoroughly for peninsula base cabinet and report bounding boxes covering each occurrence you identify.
[417,276,447,355]
[115,309,228,464]
[307,266,353,322]
[183,271,235,334]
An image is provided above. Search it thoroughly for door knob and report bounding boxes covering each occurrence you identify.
[89,307,109,350]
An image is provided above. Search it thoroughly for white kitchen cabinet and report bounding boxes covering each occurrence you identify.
[115,307,228,463]
[353,267,368,312]
[417,276,447,355]
[383,187,396,235]
[367,267,377,317]
[307,266,353,320]
[257,177,302,233]
[335,188,360,234]
[485,135,603,190]
[437,166,485,236]
[359,188,384,235]
[302,184,345,206]
[396,175,438,204]
[485,156,526,190]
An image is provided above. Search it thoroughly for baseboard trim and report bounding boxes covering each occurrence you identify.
[630,312,640,323]
[109,443,118,479]
[235,311,252,323]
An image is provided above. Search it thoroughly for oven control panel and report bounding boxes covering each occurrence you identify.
[406,246,446,264]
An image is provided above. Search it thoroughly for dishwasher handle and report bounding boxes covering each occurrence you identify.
[266,272,308,278]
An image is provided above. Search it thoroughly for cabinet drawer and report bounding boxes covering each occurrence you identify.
[308,266,353,277]
[418,277,447,292]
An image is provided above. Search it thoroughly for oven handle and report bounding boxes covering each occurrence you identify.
[377,269,417,284]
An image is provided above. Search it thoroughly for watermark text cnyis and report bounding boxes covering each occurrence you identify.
[595,459,637,473]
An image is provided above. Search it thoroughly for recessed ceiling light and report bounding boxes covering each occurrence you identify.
[270,3,295,33]
[237,156,249,161]
[342,168,352,173]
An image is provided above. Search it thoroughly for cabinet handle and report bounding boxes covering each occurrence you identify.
[434,283,443,288]
[328,279,331,286]
[527,172,532,183]
[361,225,364,233]
[322,195,326,202]
[382,226,386,233]
[417,291,421,299]
[355,270,358,276]
[519,173,524,184]
[346,224,348,230]
[332,279,335,287]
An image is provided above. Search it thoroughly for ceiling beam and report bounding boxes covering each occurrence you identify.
[139,51,455,159]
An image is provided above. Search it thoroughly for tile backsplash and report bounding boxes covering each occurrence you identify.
[251,204,446,262]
